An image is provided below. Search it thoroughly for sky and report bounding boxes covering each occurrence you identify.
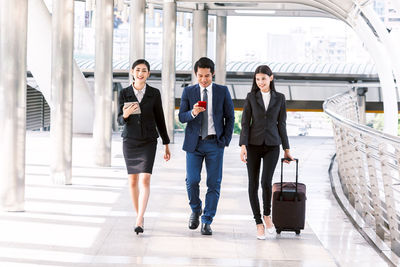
[226,16,372,63]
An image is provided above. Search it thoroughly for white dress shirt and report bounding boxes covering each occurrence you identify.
[192,84,216,135]
[132,84,146,102]
[261,90,271,111]
[201,84,216,135]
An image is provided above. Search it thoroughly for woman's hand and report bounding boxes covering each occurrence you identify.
[164,144,171,161]
[283,149,294,164]
[123,103,139,119]
[240,145,247,163]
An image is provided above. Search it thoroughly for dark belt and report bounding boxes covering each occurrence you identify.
[200,134,217,140]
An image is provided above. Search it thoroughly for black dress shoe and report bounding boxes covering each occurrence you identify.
[201,223,212,235]
[189,210,202,230]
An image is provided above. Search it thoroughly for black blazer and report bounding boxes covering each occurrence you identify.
[118,84,170,144]
[239,90,289,149]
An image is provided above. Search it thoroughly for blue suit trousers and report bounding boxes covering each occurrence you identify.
[185,138,224,224]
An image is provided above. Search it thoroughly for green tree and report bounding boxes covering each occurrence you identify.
[234,110,243,135]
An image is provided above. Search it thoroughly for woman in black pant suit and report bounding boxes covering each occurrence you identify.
[118,59,171,235]
[239,65,294,240]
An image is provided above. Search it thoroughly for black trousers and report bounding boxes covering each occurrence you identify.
[246,144,280,224]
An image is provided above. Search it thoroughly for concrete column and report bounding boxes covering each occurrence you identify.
[93,0,114,166]
[0,0,28,211]
[192,8,208,83]
[50,0,74,184]
[215,15,227,85]
[129,0,146,83]
[27,0,94,134]
[162,0,176,143]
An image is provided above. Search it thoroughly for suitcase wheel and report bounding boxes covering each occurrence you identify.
[295,230,301,235]
[276,229,282,234]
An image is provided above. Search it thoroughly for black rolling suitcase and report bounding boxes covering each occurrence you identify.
[272,158,306,235]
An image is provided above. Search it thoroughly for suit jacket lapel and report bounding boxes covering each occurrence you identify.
[125,85,138,102]
[195,84,201,102]
[140,84,154,106]
[255,90,265,110]
[212,83,217,116]
[266,90,277,113]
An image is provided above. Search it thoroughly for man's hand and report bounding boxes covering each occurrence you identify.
[191,102,205,117]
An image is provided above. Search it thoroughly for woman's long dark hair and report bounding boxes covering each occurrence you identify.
[251,65,276,93]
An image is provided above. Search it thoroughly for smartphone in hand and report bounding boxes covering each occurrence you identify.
[198,101,207,109]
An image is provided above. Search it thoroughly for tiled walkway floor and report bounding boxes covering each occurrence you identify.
[0,132,388,266]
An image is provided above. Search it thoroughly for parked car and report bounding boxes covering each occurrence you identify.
[298,127,308,136]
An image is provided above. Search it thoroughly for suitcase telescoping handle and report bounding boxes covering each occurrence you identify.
[280,158,299,200]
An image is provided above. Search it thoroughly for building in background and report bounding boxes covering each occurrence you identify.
[374,0,400,30]
[49,0,399,66]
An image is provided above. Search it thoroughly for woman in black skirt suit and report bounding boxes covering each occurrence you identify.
[118,59,171,235]
[239,65,294,239]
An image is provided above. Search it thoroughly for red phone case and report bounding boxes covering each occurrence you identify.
[198,101,207,109]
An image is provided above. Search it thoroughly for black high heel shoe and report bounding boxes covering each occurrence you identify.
[134,226,144,235]
[134,218,144,235]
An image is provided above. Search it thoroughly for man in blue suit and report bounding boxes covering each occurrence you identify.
[179,57,234,235]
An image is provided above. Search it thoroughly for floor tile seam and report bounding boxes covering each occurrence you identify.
[0,257,87,266]
[91,192,131,262]
[78,255,339,266]
[293,146,342,267]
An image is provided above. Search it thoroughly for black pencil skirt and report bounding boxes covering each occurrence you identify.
[122,138,157,174]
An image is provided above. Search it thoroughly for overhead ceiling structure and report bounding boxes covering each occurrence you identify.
[143,0,400,135]
[30,0,400,134]
[2,0,399,213]
[147,1,340,18]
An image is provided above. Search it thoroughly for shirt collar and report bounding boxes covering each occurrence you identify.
[132,84,146,95]
[261,90,271,95]
[200,83,213,92]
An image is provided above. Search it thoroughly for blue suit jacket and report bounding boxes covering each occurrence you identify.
[178,83,235,153]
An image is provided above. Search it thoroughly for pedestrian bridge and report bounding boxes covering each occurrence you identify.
[77,58,383,112]
[25,59,385,132]
[3,0,400,266]
[3,89,400,266]
[0,131,391,266]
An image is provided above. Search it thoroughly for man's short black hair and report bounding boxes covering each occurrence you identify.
[194,57,215,74]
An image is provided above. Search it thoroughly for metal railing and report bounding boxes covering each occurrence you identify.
[324,90,400,256]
